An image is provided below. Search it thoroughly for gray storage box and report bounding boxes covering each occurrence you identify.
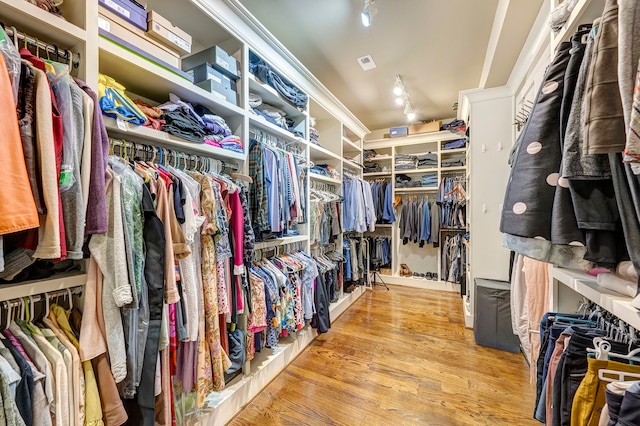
[473,278,520,353]
[182,45,240,80]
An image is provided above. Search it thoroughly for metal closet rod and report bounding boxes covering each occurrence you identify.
[109,138,239,172]
[0,23,81,68]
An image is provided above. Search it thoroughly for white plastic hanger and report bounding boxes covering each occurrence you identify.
[598,369,640,383]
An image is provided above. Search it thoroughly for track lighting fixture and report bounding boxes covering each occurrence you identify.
[393,74,404,96]
[361,0,376,27]
[394,74,416,121]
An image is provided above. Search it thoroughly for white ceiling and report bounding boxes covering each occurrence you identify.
[237,0,544,131]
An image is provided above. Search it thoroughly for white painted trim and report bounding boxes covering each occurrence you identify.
[479,0,511,88]
[378,275,460,293]
[506,0,550,93]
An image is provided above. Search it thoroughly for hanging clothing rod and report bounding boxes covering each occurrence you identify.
[1,24,81,68]
[109,138,239,172]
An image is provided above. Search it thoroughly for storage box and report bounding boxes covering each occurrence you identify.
[182,46,240,80]
[408,120,442,135]
[473,278,521,353]
[195,80,237,105]
[389,126,408,137]
[146,10,192,55]
[186,64,237,105]
[99,0,148,31]
[98,10,181,70]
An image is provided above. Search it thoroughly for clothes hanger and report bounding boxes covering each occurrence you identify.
[598,369,640,383]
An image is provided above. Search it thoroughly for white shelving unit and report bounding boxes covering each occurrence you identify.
[1,1,370,425]
[363,131,468,291]
[549,266,640,331]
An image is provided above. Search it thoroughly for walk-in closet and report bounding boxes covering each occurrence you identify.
[1,0,639,425]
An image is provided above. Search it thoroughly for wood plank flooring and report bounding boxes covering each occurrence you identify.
[230,285,537,426]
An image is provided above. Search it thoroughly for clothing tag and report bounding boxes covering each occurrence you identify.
[106,0,131,18]
[59,169,72,187]
[98,17,111,33]
[116,118,128,131]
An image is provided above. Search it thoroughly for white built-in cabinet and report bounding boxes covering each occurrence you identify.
[362,131,468,292]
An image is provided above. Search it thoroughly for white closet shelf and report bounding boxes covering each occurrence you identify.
[365,131,463,149]
[441,166,467,172]
[98,38,246,119]
[342,137,361,153]
[248,114,302,142]
[363,172,392,177]
[394,168,438,174]
[0,271,86,303]
[103,117,246,162]
[254,235,308,250]
[0,0,87,46]
[309,173,341,185]
[550,266,640,330]
[440,148,468,155]
[550,0,604,52]
[342,159,362,171]
[309,143,342,162]
[395,187,439,193]
[248,73,308,120]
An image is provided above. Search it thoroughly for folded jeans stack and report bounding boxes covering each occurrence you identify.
[249,50,308,108]
[417,153,437,168]
[364,163,382,173]
[441,159,465,168]
[421,173,438,187]
[395,154,417,170]
[443,138,467,150]
[310,127,320,145]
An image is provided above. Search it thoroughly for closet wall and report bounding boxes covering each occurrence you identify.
[363,129,467,291]
[0,0,369,425]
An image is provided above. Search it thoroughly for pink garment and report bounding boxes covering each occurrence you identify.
[228,190,244,276]
[546,332,570,425]
[1,330,34,364]
[523,256,549,384]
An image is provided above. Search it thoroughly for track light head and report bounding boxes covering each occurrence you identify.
[361,0,376,27]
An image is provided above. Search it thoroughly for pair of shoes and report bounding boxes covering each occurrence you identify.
[425,272,438,281]
[400,264,412,277]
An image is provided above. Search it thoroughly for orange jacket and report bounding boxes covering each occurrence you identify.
[0,56,39,235]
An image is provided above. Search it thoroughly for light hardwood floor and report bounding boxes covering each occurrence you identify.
[230,285,538,426]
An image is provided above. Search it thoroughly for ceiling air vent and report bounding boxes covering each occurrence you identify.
[357,55,376,71]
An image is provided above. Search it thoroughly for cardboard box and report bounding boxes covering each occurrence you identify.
[182,46,240,80]
[408,120,442,135]
[99,0,147,31]
[99,12,184,73]
[146,10,192,55]
[389,126,408,137]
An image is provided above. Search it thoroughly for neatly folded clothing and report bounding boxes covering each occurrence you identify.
[364,163,382,173]
[441,159,465,167]
[443,139,467,150]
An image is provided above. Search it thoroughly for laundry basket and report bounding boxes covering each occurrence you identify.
[473,278,521,353]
